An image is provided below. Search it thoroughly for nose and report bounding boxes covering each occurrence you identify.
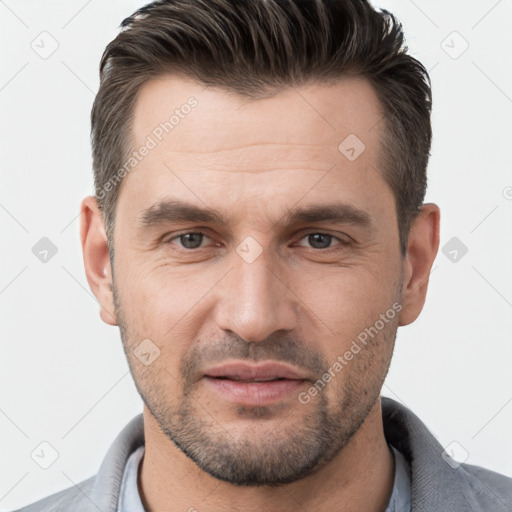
[214,248,299,343]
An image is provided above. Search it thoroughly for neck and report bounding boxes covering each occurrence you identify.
[138,398,395,512]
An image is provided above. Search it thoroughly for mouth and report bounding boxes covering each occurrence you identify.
[202,361,308,406]
[203,360,307,381]
[211,376,288,382]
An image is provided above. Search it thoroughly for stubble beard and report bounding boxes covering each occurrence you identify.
[112,274,400,486]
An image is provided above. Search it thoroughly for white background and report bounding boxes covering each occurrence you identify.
[1,0,511,509]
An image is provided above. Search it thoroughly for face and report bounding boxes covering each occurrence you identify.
[110,76,404,485]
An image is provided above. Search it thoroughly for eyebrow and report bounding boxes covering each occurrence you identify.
[138,199,373,231]
[139,199,226,226]
[281,203,372,229]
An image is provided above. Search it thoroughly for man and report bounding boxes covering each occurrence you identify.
[15,0,512,511]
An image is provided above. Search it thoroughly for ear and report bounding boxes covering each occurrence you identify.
[398,203,440,326]
[80,196,117,326]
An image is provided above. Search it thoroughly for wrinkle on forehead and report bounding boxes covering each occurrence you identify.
[158,142,342,174]
[130,76,383,158]
[123,76,388,220]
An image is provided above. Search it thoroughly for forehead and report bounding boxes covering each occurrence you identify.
[120,75,393,227]
[131,75,384,158]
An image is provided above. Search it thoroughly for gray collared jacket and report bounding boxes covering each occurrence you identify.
[13,397,512,511]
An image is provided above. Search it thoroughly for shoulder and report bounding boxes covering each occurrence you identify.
[10,475,96,512]
[381,396,512,510]
[11,413,144,512]
[459,461,512,506]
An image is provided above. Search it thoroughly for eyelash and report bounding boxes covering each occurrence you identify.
[165,231,350,251]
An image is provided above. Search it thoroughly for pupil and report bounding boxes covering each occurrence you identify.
[309,233,331,249]
[181,233,203,249]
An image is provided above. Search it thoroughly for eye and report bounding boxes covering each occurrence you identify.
[296,233,348,250]
[168,232,211,249]
[164,231,348,252]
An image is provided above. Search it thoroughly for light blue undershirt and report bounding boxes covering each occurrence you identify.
[385,445,412,512]
[117,444,411,511]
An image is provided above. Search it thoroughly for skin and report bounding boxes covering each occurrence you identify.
[81,76,440,512]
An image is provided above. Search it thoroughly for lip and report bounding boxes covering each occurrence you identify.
[202,361,308,406]
[203,361,307,381]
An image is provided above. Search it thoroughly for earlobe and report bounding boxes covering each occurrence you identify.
[80,196,118,326]
[398,203,440,326]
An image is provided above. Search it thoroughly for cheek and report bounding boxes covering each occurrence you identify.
[115,258,221,344]
[295,263,397,334]
[291,264,401,394]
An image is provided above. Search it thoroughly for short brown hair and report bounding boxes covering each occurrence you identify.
[91,0,432,257]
